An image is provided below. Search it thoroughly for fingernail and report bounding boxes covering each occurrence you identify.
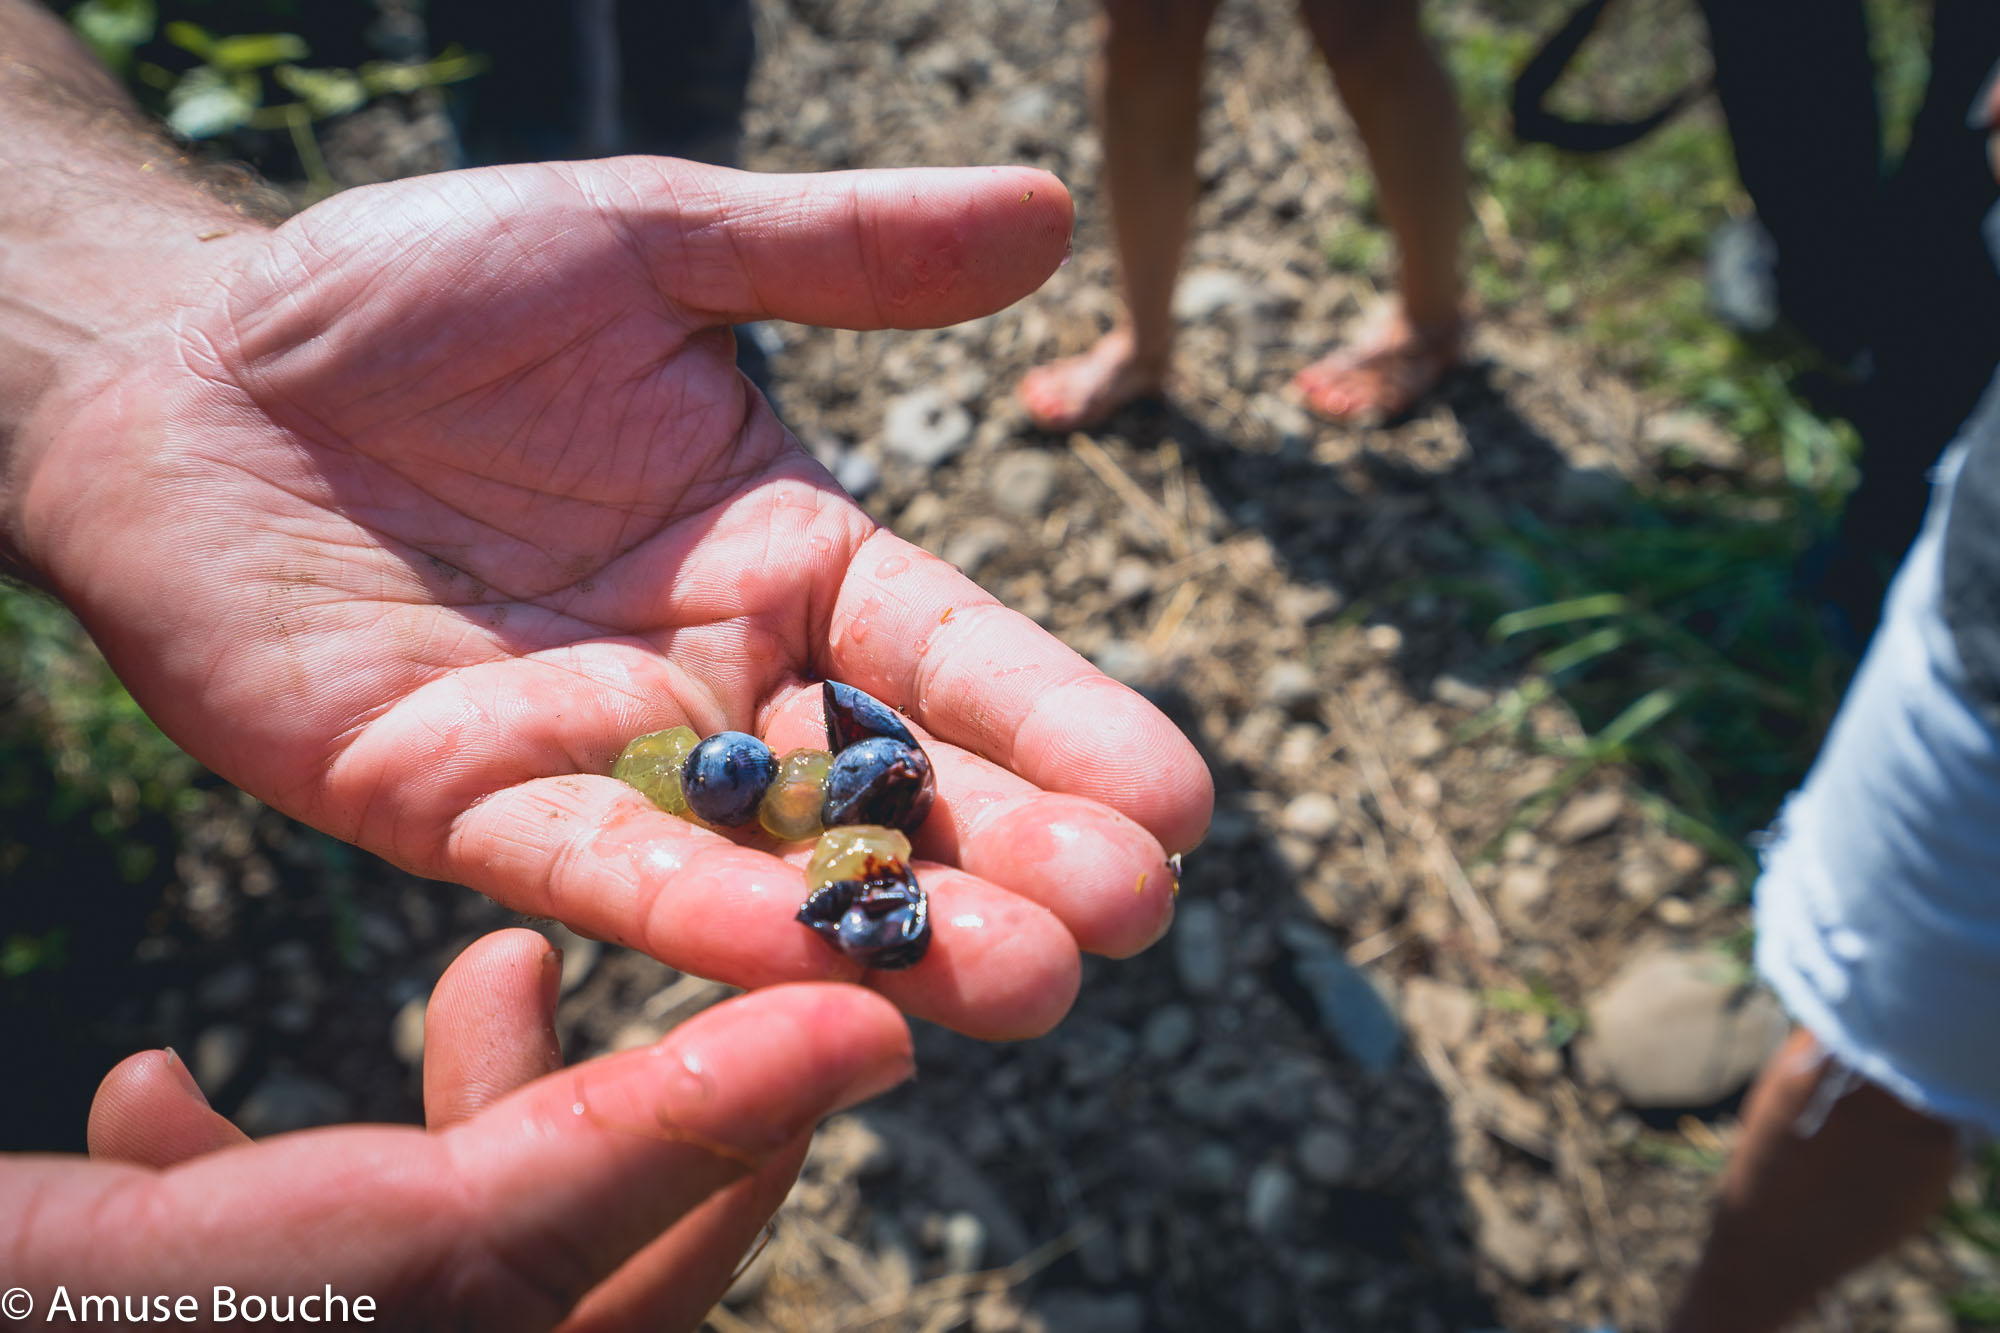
[541,947,564,1013]
[161,1047,209,1104]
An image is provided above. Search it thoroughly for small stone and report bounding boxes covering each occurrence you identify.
[1295,1126,1356,1186]
[1035,1290,1145,1333]
[1172,900,1228,996]
[1172,268,1259,321]
[1283,926,1402,1073]
[1364,623,1403,655]
[1586,947,1790,1108]
[941,519,1013,577]
[1058,1021,1136,1087]
[1091,639,1154,686]
[1549,789,1624,844]
[1279,791,1342,840]
[833,449,881,499]
[1259,661,1319,717]
[1655,897,1698,926]
[1245,1162,1299,1236]
[1465,1176,1549,1285]
[1432,674,1495,711]
[191,1023,251,1096]
[390,995,427,1067]
[1140,1004,1197,1063]
[940,1211,986,1276]
[990,450,1060,518]
[1400,975,1481,1049]
[882,388,974,468]
[1182,1140,1241,1193]
[234,1071,351,1137]
[1497,864,1551,925]
[1108,558,1154,604]
[197,962,256,1011]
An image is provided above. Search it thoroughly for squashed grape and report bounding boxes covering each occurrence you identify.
[681,731,778,827]
[612,725,699,816]
[822,736,935,833]
[795,870,930,970]
[759,747,834,842]
[823,680,918,751]
[806,824,913,888]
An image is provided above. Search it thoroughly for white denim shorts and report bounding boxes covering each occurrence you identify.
[1756,439,2000,1139]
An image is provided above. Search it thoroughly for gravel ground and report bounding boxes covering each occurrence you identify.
[6,1,1993,1330]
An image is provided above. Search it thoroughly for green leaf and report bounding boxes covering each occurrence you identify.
[274,65,367,118]
[1490,592,1630,641]
[208,31,310,73]
[67,0,156,69]
[164,65,258,139]
[162,19,215,60]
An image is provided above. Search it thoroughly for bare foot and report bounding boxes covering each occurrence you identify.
[1294,307,1466,425]
[1015,327,1168,431]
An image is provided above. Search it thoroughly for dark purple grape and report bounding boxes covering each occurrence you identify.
[821,736,935,833]
[822,680,918,751]
[795,862,930,970]
[680,731,777,826]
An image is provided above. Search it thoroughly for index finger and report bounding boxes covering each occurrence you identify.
[823,529,1214,853]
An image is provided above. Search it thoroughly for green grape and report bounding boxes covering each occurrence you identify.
[612,725,698,816]
[759,747,833,842]
[806,824,911,890]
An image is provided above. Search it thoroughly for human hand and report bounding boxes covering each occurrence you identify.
[31,929,908,1330]
[10,158,1212,1038]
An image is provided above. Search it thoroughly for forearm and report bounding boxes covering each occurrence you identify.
[0,0,273,581]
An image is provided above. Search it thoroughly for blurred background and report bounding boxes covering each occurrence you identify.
[6,0,1998,1329]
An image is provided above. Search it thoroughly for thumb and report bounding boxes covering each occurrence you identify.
[87,1048,250,1167]
[574,159,1075,329]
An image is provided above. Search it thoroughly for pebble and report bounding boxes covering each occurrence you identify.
[1172,900,1228,996]
[1139,1004,1197,1063]
[234,1071,351,1137]
[882,388,974,468]
[1281,923,1401,1073]
[1465,1176,1551,1285]
[1183,1140,1241,1193]
[197,962,256,1011]
[1058,1020,1136,1087]
[1399,975,1481,1050]
[1244,1162,1299,1237]
[1295,1125,1356,1186]
[1258,661,1320,718]
[191,1023,251,1096]
[1585,947,1790,1107]
[1431,674,1495,711]
[989,449,1060,518]
[1549,789,1624,844]
[1497,863,1552,925]
[833,449,881,499]
[1035,1290,1146,1333]
[1279,791,1342,840]
[940,1211,986,1276]
[941,519,1013,577]
[1172,268,1259,321]
[390,995,427,1067]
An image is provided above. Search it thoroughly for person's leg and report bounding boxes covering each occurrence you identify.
[1668,1030,1960,1333]
[1015,0,1219,431]
[1292,0,1467,422]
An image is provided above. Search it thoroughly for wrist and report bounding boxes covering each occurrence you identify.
[0,1,279,586]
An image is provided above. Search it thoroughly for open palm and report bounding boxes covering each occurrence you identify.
[22,158,1211,1037]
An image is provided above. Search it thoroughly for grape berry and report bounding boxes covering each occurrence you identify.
[610,683,934,970]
